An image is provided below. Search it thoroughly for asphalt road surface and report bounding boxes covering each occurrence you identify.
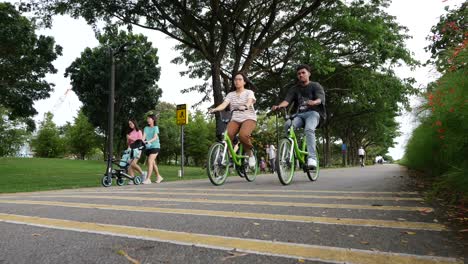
[0,164,465,264]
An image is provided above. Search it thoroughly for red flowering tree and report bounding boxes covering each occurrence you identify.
[404,2,467,201]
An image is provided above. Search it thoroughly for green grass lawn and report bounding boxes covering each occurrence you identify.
[0,158,207,193]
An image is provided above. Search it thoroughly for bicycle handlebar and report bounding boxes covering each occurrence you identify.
[270,107,297,121]
[208,108,247,124]
[209,107,247,114]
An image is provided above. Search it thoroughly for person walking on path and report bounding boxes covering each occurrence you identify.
[260,157,267,172]
[126,119,146,183]
[267,144,276,172]
[358,146,366,167]
[142,114,163,184]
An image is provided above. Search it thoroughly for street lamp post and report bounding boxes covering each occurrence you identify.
[105,43,130,179]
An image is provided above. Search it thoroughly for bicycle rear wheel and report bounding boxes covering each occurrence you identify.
[207,142,229,186]
[276,138,295,185]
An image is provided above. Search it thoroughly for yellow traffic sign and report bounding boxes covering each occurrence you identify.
[176,104,188,125]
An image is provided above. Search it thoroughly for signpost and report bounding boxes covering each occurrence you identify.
[176,104,188,177]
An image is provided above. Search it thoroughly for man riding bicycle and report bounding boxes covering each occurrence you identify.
[271,64,326,169]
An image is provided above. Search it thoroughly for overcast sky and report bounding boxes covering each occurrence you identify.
[11,0,464,159]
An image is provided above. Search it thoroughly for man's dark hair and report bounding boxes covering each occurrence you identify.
[296,64,311,73]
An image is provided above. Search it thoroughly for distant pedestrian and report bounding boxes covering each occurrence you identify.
[260,157,267,172]
[358,146,365,167]
[267,144,276,172]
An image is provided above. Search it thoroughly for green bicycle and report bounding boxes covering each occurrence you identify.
[275,111,320,185]
[207,110,258,186]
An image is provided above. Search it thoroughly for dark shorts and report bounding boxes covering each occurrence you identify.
[145,148,160,156]
[359,155,364,159]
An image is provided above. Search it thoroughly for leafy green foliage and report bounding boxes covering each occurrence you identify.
[185,111,216,166]
[251,0,418,165]
[64,27,162,152]
[0,3,62,123]
[0,107,31,157]
[404,2,467,201]
[28,0,327,113]
[252,112,283,160]
[154,102,180,164]
[65,109,101,159]
[404,69,467,176]
[31,112,65,158]
[29,0,418,167]
[425,2,467,72]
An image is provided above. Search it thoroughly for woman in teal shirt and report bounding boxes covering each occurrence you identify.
[142,114,163,184]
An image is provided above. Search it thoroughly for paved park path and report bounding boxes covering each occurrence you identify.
[0,164,465,263]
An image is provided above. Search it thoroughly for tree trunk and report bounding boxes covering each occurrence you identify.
[323,124,331,167]
[211,61,226,133]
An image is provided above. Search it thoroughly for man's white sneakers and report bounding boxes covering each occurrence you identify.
[307,158,317,168]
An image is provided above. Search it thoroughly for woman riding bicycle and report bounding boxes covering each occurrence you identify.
[209,72,257,168]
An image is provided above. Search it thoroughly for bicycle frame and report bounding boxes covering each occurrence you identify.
[274,109,320,185]
[220,130,248,167]
[286,120,308,165]
[213,109,250,168]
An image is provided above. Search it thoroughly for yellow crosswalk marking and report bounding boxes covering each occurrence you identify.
[16,195,434,212]
[0,199,445,231]
[0,213,460,264]
[104,187,420,195]
[72,190,423,201]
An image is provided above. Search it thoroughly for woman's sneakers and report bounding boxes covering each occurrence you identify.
[155,176,164,183]
[142,176,163,184]
[142,179,152,184]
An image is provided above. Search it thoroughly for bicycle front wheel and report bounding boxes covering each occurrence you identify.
[207,142,229,186]
[276,138,295,185]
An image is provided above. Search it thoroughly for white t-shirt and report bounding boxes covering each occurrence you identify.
[268,145,276,159]
[358,148,365,156]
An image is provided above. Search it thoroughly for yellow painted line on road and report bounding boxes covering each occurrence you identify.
[74,190,423,201]
[18,195,434,212]
[121,187,420,196]
[0,213,460,264]
[0,199,446,231]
